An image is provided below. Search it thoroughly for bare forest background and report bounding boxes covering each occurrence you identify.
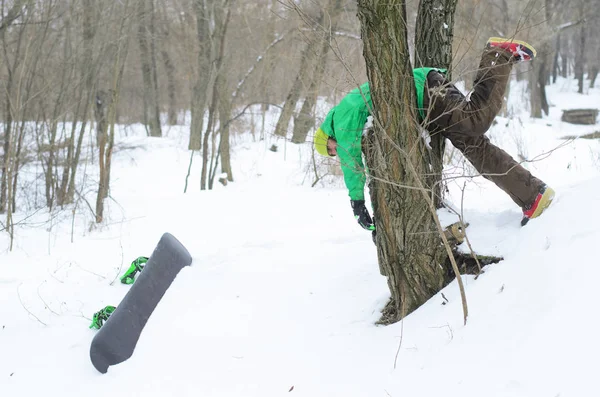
[1,0,599,249]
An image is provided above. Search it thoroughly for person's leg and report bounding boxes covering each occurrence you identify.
[424,47,514,136]
[422,41,553,220]
[446,132,544,209]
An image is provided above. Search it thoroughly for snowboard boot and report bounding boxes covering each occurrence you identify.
[90,305,116,330]
[486,37,537,62]
[521,185,555,226]
[120,256,149,285]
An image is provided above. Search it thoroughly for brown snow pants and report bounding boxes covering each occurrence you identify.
[422,48,545,209]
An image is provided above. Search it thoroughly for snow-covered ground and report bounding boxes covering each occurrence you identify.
[1,76,599,397]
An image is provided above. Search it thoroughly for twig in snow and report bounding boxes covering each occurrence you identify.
[429,324,454,341]
[36,281,60,316]
[393,299,406,369]
[110,241,125,286]
[73,263,108,281]
[17,283,47,326]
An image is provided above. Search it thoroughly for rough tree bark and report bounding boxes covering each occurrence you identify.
[414,0,458,208]
[357,0,453,322]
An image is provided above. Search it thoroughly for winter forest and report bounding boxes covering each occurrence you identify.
[2,0,600,395]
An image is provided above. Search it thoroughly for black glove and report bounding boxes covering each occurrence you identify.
[351,200,375,231]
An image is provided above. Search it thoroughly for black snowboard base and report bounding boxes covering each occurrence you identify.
[90,232,192,374]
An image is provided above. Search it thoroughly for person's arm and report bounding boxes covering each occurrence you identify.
[335,110,367,201]
[334,108,375,231]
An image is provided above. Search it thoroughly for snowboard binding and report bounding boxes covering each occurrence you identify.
[89,305,116,330]
[120,256,149,285]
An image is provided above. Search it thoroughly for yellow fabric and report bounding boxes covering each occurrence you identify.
[314,128,331,157]
[530,186,555,218]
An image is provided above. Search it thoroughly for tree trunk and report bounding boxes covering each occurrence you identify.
[414,0,457,70]
[189,0,211,150]
[160,38,177,125]
[95,90,111,221]
[96,2,131,223]
[200,3,230,190]
[414,0,458,209]
[1,91,12,214]
[1,0,29,216]
[137,0,162,137]
[552,33,560,84]
[560,37,568,79]
[575,9,586,94]
[530,42,551,118]
[11,119,27,213]
[529,61,542,118]
[45,22,71,210]
[539,52,550,116]
[273,7,326,139]
[290,0,343,144]
[357,0,450,322]
[64,0,98,205]
[5,109,15,249]
[590,66,599,88]
[219,79,233,182]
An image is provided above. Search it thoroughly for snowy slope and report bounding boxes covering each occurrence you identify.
[1,77,600,397]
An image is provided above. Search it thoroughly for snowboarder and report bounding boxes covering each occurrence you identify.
[314,37,555,229]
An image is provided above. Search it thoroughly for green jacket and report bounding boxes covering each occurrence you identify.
[319,67,446,200]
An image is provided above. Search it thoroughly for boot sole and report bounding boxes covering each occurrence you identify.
[530,187,555,219]
[487,37,537,58]
[521,187,555,226]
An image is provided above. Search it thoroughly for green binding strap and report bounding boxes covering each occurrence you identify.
[89,305,116,330]
[89,256,149,330]
[120,256,149,285]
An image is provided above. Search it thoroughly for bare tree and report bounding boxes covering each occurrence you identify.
[273,2,329,138]
[574,0,587,94]
[137,0,162,137]
[189,0,211,150]
[95,0,133,223]
[290,0,343,144]
[200,0,231,190]
[157,2,178,125]
[0,0,27,33]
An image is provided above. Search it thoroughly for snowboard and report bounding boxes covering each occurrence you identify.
[90,232,192,374]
